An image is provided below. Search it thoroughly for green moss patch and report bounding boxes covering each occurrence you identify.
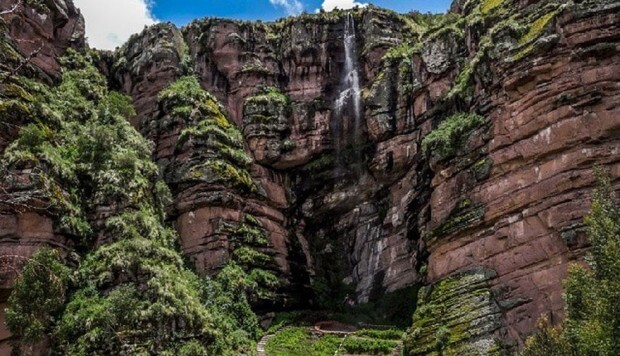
[430,197,486,240]
[403,268,503,355]
[422,113,486,162]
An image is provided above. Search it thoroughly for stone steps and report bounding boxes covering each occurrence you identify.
[256,334,275,356]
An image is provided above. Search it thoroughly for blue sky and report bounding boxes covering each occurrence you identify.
[73,0,452,50]
[152,1,452,25]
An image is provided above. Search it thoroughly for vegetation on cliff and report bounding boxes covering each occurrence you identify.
[159,75,257,193]
[158,77,282,303]
[522,173,620,356]
[3,51,259,354]
[421,113,486,161]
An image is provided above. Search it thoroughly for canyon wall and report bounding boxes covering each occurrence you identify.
[106,0,620,351]
[0,0,619,353]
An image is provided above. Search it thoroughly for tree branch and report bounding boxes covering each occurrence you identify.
[0,0,23,16]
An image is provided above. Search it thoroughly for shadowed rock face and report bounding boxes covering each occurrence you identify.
[0,0,619,353]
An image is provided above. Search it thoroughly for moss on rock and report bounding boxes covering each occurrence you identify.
[404,267,503,355]
[422,113,486,162]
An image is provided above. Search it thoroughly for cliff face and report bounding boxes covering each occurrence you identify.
[0,0,84,352]
[0,0,619,353]
[104,0,620,350]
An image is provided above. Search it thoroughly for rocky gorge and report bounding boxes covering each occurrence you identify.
[0,0,619,354]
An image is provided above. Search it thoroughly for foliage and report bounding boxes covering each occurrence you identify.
[481,0,504,14]
[266,311,306,334]
[245,86,289,107]
[342,336,398,355]
[354,329,404,340]
[6,249,70,347]
[266,327,401,355]
[203,263,260,354]
[421,113,486,161]
[160,76,257,192]
[265,327,341,356]
[522,172,620,355]
[226,215,281,303]
[521,317,572,356]
[1,49,159,238]
[4,52,260,355]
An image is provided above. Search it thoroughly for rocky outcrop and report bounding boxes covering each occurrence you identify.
[0,0,84,80]
[423,0,620,351]
[403,267,503,355]
[0,0,85,153]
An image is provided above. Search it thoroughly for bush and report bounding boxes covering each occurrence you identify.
[3,51,261,355]
[354,328,404,340]
[265,327,342,356]
[6,249,70,347]
[342,336,398,355]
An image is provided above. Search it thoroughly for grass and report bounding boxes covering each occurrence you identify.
[265,327,341,356]
[354,328,405,340]
[265,327,403,356]
[342,336,398,355]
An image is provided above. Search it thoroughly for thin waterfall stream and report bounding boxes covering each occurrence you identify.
[333,13,363,172]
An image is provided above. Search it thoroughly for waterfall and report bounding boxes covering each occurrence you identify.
[333,13,363,170]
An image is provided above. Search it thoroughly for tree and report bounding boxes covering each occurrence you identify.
[5,248,70,351]
[522,171,620,355]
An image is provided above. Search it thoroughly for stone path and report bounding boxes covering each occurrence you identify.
[256,333,275,356]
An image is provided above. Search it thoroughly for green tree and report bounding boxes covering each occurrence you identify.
[5,248,70,350]
[523,172,620,355]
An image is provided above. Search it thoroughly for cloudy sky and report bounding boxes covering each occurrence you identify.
[73,0,451,50]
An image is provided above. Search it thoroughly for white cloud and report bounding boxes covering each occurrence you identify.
[269,0,304,15]
[321,0,368,11]
[73,0,158,50]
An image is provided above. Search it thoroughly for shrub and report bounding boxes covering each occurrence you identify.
[6,249,70,347]
[3,51,261,355]
[342,336,398,355]
[354,328,404,340]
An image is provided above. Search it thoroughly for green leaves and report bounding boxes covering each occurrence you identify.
[421,113,486,161]
[4,53,264,355]
[6,248,70,346]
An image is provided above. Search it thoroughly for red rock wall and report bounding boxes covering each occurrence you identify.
[0,0,84,80]
[426,4,620,348]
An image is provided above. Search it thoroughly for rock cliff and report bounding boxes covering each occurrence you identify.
[0,0,619,353]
